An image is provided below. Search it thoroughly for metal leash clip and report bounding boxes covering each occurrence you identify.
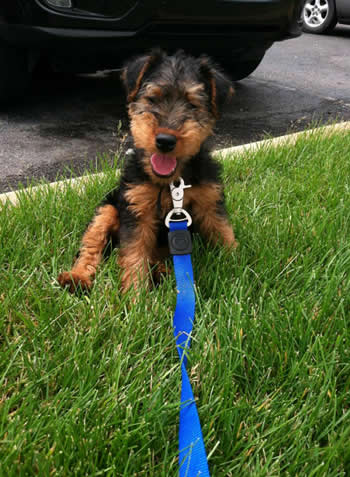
[165,177,192,228]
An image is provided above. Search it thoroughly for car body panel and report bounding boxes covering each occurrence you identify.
[0,1,302,36]
[0,0,303,75]
[336,0,350,22]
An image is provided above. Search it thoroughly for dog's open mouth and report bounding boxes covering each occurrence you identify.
[151,154,177,177]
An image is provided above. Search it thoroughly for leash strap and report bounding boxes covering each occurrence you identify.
[169,220,210,477]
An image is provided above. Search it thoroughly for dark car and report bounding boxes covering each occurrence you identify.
[0,0,303,102]
[302,0,350,34]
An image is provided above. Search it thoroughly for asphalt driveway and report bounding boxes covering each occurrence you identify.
[0,26,349,194]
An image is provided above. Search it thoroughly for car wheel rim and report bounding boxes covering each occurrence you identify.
[303,0,329,28]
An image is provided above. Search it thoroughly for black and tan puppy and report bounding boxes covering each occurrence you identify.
[58,49,237,293]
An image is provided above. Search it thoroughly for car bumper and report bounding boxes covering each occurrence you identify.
[0,20,301,54]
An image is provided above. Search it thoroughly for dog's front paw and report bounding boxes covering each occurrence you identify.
[152,262,171,286]
[57,271,92,293]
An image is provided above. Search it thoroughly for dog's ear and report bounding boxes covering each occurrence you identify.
[199,57,234,119]
[121,49,165,102]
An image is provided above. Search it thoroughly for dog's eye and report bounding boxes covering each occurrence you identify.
[152,111,161,120]
[146,97,157,105]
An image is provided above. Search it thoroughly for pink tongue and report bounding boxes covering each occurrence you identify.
[151,154,177,176]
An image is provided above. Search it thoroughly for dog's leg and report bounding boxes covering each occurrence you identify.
[195,209,237,249]
[189,184,238,249]
[118,184,160,292]
[118,222,158,292]
[58,204,119,292]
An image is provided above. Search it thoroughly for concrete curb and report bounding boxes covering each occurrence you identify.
[1,121,350,206]
[212,121,350,159]
[0,173,108,207]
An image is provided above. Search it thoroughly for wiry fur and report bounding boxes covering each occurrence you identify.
[58,49,237,293]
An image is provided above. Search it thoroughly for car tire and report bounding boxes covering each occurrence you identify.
[218,53,265,81]
[302,0,337,34]
[0,42,30,103]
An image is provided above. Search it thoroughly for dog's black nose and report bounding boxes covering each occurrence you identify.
[156,133,177,153]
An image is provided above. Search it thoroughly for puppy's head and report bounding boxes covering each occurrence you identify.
[121,49,233,183]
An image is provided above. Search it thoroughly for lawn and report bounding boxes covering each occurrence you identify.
[1,128,350,476]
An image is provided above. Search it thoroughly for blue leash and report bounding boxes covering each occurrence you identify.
[166,178,210,477]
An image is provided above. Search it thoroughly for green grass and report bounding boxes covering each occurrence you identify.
[1,128,350,476]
